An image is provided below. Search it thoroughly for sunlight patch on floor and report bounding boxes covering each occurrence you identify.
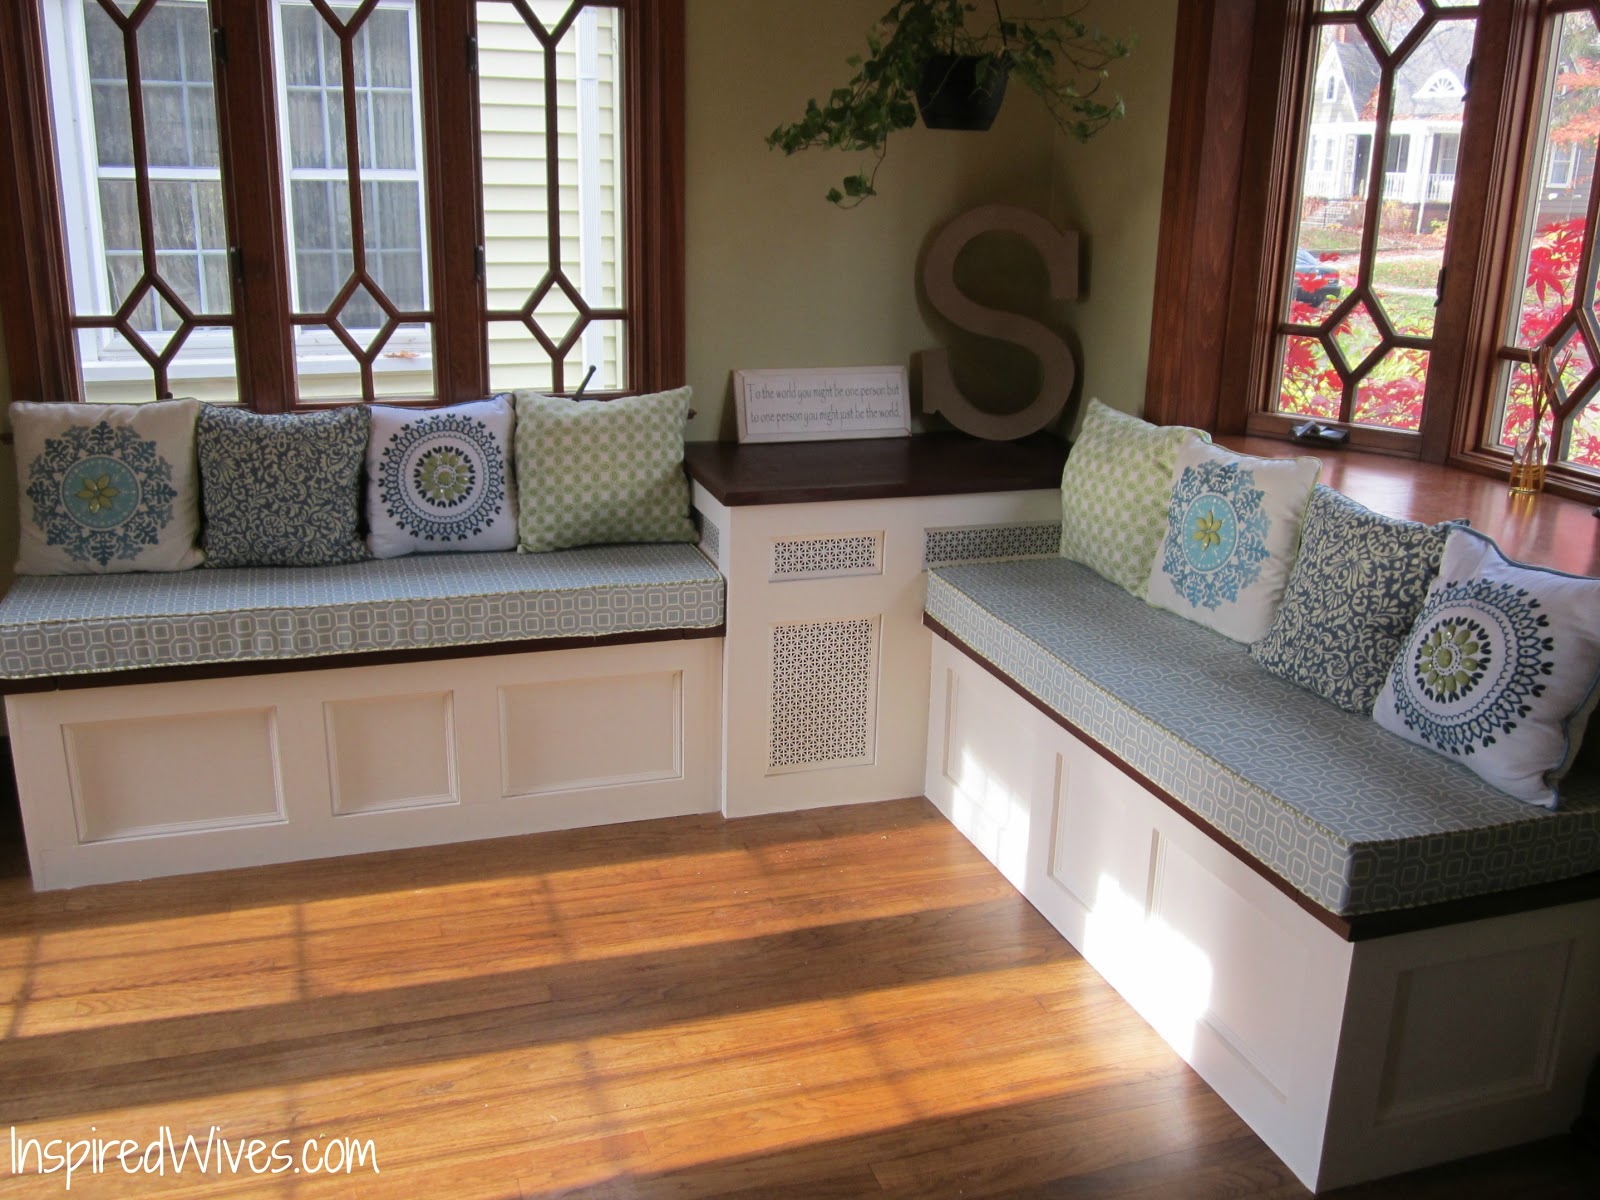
[1083,871,1214,1058]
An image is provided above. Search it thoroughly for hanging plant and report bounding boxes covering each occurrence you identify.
[766,0,1133,206]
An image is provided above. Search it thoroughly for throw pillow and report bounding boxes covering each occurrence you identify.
[1250,485,1460,714]
[1145,440,1320,643]
[12,398,204,574]
[197,405,369,568]
[513,387,698,553]
[1372,527,1600,808]
[366,396,517,558]
[1058,398,1209,597]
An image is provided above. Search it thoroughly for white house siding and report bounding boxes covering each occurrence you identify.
[479,4,624,395]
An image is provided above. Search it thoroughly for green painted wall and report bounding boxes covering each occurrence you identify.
[683,0,1056,441]
[0,0,1177,592]
[1048,0,1179,433]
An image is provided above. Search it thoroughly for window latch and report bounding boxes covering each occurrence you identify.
[467,35,478,74]
[1435,266,1446,307]
[230,246,244,284]
[212,26,227,67]
[474,245,485,282]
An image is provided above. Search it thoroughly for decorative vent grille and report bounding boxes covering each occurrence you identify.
[768,617,878,772]
[698,514,721,564]
[923,522,1062,568]
[770,533,883,581]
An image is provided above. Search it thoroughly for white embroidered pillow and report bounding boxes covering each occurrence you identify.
[1145,441,1320,643]
[366,396,518,559]
[13,398,203,575]
[1373,528,1600,808]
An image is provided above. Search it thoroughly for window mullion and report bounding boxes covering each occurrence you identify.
[212,0,294,412]
[1427,1,1541,466]
[428,0,485,404]
[0,0,78,405]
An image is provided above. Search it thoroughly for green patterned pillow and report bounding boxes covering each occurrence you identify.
[1059,399,1209,597]
[513,388,698,553]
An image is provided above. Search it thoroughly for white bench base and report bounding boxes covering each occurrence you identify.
[7,636,722,891]
[925,633,1600,1192]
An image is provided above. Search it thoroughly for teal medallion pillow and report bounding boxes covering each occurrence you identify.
[13,398,203,574]
[1145,440,1320,643]
[1250,485,1461,714]
[1372,528,1600,808]
[367,396,517,559]
[513,387,698,553]
[1058,398,1209,597]
[197,405,370,568]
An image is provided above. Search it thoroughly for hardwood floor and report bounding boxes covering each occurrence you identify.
[0,795,1594,1198]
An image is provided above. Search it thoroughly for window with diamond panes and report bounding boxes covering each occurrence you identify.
[1491,4,1600,473]
[44,0,239,403]
[7,0,681,411]
[273,0,434,402]
[1272,0,1477,435]
[477,1,625,395]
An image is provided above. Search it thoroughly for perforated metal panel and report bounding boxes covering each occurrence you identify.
[923,522,1062,568]
[768,617,879,772]
[770,533,883,581]
[698,515,721,565]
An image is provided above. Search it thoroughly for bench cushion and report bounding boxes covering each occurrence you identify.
[926,557,1600,917]
[0,545,723,680]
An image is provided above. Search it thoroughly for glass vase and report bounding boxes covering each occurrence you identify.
[1508,432,1548,496]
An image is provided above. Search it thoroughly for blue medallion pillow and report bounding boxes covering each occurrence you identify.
[1145,440,1321,643]
[366,396,517,558]
[12,398,204,575]
[1250,486,1461,714]
[197,405,369,568]
[1373,528,1600,808]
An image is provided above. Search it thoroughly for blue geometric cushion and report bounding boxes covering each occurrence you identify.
[366,397,517,558]
[1146,440,1320,642]
[1373,528,1600,808]
[1251,485,1459,714]
[197,405,370,568]
[0,545,725,679]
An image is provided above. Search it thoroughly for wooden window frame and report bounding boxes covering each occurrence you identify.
[0,0,685,412]
[1147,0,1600,505]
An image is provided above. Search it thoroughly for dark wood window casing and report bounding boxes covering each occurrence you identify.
[0,0,684,412]
[1146,0,1600,505]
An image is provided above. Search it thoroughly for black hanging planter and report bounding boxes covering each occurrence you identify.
[916,53,1010,131]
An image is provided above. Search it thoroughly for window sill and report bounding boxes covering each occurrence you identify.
[1215,435,1600,578]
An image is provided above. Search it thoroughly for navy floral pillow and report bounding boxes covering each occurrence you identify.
[197,406,370,568]
[1250,485,1458,714]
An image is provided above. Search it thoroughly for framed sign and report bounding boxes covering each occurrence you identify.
[734,367,912,443]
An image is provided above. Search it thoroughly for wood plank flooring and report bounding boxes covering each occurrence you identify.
[0,796,1595,1198]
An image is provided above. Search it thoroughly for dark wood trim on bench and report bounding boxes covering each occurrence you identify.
[685,432,1067,507]
[924,615,1600,943]
[0,625,725,695]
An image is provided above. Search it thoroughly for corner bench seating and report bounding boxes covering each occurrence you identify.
[4,416,1598,1193]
